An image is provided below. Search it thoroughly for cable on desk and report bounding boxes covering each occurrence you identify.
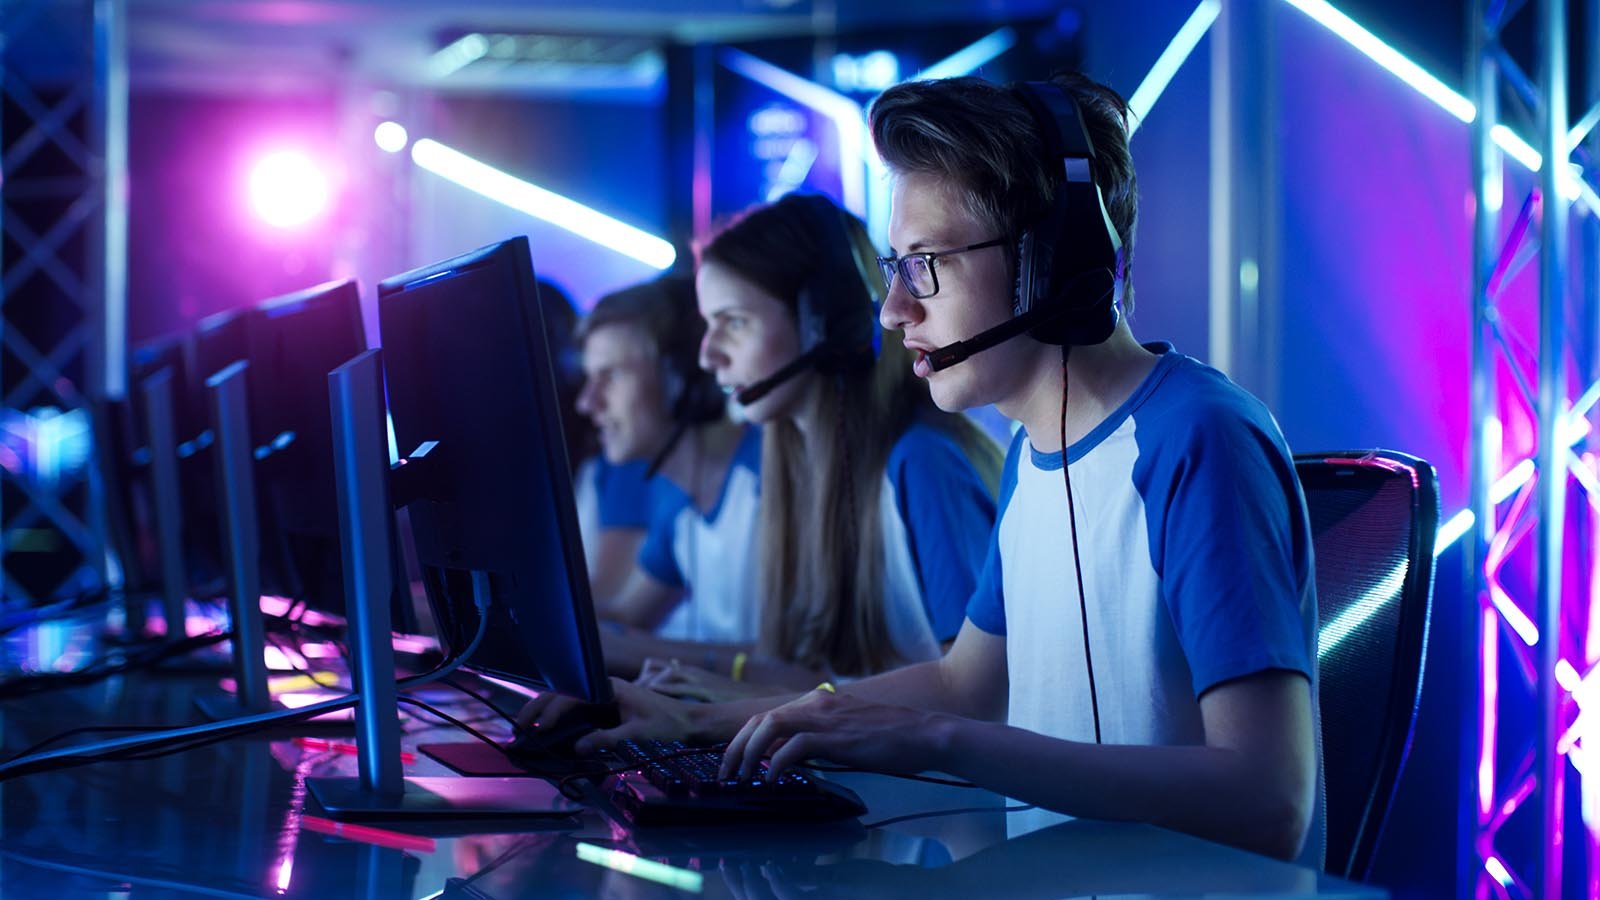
[0,630,233,701]
[863,804,1036,830]
[3,724,175,764]
[0,587,113,637]
[0,609,491,783]
[803,763,978,789]
[394,695,505,751]
[434,675,522,732]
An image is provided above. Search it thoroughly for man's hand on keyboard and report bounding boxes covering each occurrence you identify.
[718,688,957,781]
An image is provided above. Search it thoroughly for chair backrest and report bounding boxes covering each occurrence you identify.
[1294,450,1437,881]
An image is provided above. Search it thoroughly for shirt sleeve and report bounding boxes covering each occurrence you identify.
[636,489,687,590]
[963,431,1023,636]
[886,426,1000,642]
[1136,407,1316,697]
[596,459,655,530]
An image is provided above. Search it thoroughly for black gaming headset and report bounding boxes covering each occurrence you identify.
[641,274,726,476]
[924,80,1124,373]
[1011,79,1124,347]
[733,193,878,405]
[655,275,726,426]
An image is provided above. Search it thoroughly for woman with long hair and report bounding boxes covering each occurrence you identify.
[524,193,1000,730]
[699,193,1001,683]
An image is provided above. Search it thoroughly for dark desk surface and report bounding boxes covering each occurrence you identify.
[1,627,1386,899]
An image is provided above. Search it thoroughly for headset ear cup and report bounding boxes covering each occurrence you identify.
[661,363,687,420]
[786,193,877,373]
[686,373,727,424]
[1013,232,1033,319]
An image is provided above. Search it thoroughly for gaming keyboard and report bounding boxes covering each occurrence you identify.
[598,739,867,827]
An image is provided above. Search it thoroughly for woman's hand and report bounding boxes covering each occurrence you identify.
[637,658,789,703]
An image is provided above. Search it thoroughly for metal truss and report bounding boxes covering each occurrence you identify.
[1467,0,1600,897]
[0,0,125,606]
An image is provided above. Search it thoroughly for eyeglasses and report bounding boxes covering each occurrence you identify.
[875,237,1008,299]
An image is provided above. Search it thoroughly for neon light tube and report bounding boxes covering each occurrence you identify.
[576,843,703,892]
[1279,0,1476,123]
[1128,1,1221,136]
[411,138,676,270]
[915,28,1018,81]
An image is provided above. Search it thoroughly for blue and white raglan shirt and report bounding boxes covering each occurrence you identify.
[876,422,998,666]
[574,456,657,575]
[639,426,764,643]
[637,421,997,659]
[966,343,1325,866]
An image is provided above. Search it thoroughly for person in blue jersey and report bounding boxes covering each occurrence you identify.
[535,277,657,604]
[571,453,655,604]
[569,277,757,662]
[521,193,1001,710]
[535,74,1323,865]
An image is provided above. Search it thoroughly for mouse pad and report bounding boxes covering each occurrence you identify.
[419,741,596,778]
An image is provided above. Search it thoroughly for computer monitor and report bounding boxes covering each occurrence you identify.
[179,306,257,593]
[189,308,255,419]
[378,237,610,705]
[90,393,153,628]
[128,333,190,456]
[245,280,366,612]
[123,333,192,634]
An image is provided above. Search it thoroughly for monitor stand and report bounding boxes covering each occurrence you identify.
[193,361,277,720]
[304,349,580,822]
[139,368,190,640]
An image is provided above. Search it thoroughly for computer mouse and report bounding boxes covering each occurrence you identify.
[505,719,594,760]
[505,701,620,760]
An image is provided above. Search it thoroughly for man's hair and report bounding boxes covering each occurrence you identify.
[869,71,1139,309]
[577,275,702,373]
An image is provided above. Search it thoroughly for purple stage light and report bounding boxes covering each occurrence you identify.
[247,150,329,229]
[373,121,408,154]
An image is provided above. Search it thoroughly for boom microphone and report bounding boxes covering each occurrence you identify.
[732,348,820,405]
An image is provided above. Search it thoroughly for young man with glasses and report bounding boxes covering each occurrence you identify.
[526,71,1322,866]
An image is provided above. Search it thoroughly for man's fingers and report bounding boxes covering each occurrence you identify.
[514,693,552,730]
[735,712,799,779]
[573,723,628,755]
[719,714,764,779]
[529,694,579,731]
[766,732,823,776]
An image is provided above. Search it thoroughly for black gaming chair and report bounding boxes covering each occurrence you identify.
[1295,450,1437,880]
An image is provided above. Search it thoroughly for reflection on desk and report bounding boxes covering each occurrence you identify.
[0,640,1384,899]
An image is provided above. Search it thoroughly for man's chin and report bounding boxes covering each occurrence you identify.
[928,378,980,414]
[600,443,635,466]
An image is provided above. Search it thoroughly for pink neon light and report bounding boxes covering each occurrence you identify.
[1588,455,1600,866]
[1484,855,1515,890]
[1481,604,1500,820]
[1483,476,1541,646]
[1590,453,1600,668]
[1553,761,1567,892]
[301,815,436,853]
[1489,774,1536,832]
[248,150,328,229]
[275,856,294,892]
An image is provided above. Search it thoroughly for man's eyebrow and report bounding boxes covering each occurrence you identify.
[901,236,947,253]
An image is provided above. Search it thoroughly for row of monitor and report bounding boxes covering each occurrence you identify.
[100,236,610,707]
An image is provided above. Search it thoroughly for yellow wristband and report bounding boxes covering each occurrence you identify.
[730,651,749,682]
[815,681,836,694]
